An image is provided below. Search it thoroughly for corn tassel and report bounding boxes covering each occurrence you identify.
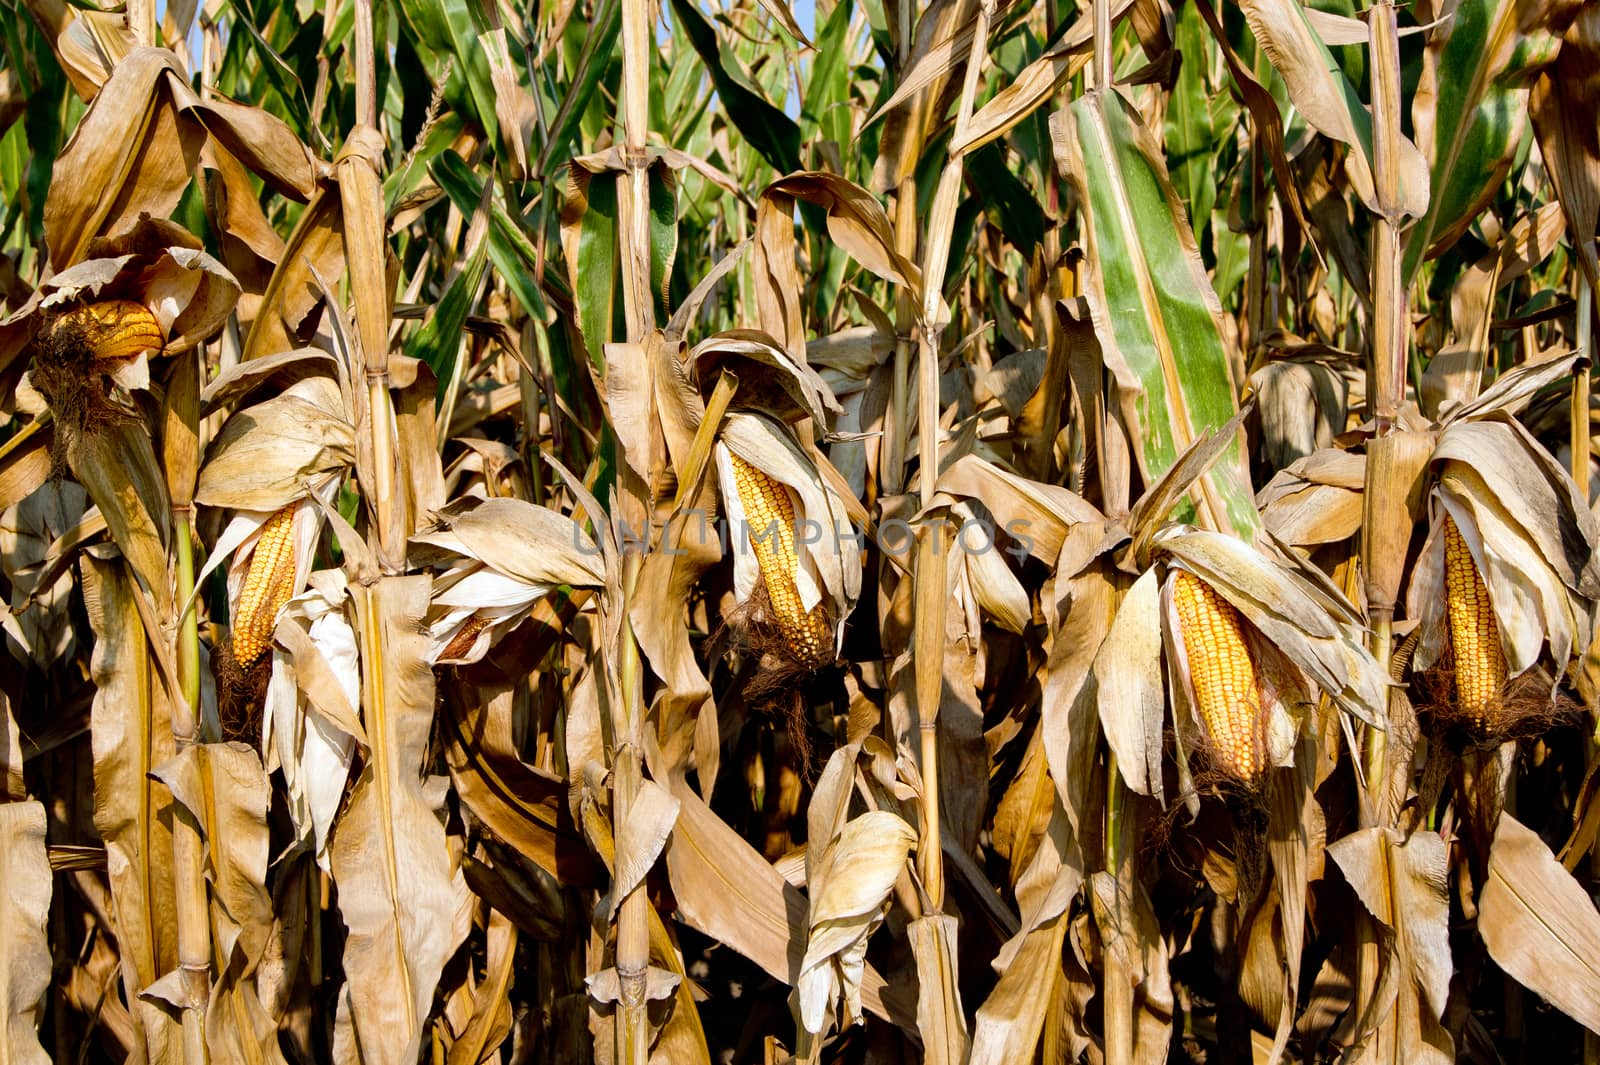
[1172,570,1264,780]
[233,507,297,665]
[54,300,164,360]
[1443,515,1506,728]
[729,452,833,666]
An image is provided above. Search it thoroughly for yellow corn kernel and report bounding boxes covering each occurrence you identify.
[54,300,164,360]
[1443,515,1505,729]
[233,507,297,666]
[729,452,833,667]
[1172,570,1263,781]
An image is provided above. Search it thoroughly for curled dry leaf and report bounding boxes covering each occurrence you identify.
[1479,813,1600,1034]
[411,495,604,664]
[797,809,917,1037]
[263,571,361,869]
[0,801,50,1065]
[197,394,353,510]
[1257,448,1365,548]
[689,329,842,428]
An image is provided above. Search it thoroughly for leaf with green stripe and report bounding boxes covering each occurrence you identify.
[430,151,549,320]
[1403,0,1563,283]
[559,166,620,371]
[404,197,490,396]
[1051,89,1260,541]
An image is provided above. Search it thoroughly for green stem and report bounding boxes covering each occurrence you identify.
[1573,280,1592,503]
[175,511,201,725]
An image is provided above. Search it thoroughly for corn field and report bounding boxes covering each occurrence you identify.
[6,0,1600,1060]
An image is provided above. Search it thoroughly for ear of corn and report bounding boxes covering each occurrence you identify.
[1172,570,1264,781]
[54,300,164,360]
[233,506,298,665]
[439,613,491,663]
[729,451,834,667]
[1443,515,1506,729]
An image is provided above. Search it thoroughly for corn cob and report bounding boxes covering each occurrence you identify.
[440,613,491,663]
[233,507,297,666]
[1442,515,1505,728]
[1172,570,1263,780]
[53,300,163,360]
[728,452,833,667]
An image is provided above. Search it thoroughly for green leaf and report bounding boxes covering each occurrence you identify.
[1167,2,1230,233]
[1403,0,1562,283]
[559,169,619,371]
[802,0,854,151]
[430,151,550,322]
[393,0,501,154]
[539,0,622,172]
[967,143,1046,252]
[649,168,679,325]
[1054,89,1260,540]
[403,223,490,396]
[667,0,802,174]
[225,0,318,140]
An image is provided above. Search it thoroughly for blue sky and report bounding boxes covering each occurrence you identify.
[793,0,816,38]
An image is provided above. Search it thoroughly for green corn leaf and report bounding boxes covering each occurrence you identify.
[393,0,501,155]
[667,0,802,175]
[403,221,489,397]
[431,151,550,322]
[538,0,621,172]
[1403,0,1563,283]
[650,167,679,325]
[559,166,620,370]
[1053,89,1260,540]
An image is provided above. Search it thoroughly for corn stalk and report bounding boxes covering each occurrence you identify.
[163,345,211,1065]
[612,0,655,1057]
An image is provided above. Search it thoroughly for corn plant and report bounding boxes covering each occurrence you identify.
[5,0,1600,1062]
